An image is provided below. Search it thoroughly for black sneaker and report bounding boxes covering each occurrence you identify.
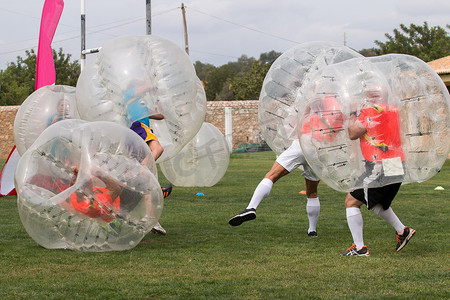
[307,231,318,237]
[340,244,370,256]
[228,208,256,226]
[396,226,416,252]
[162,184,172,198]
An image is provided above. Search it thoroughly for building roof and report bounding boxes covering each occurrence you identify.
[427,55,450,74]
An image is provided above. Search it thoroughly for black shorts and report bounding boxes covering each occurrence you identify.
[350,160,404,210]
[350,182,401,210]
[119,188,143,214]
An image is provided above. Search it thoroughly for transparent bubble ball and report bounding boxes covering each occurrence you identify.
[14,85,80,156]
[15,119,163,251]
[258,41,363,156]
[76,35,206,161]
[298,54,450,192]
[159,122,230,187]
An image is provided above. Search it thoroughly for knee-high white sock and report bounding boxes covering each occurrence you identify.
[346,207,364,249]
[372,205,405,234]
[306,197,320,233]
[246,178,273,210]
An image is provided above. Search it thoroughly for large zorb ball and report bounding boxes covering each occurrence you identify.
[159,122,230,187]
[15,120,163,251]
[14,85,80,155]
[297,54,450,192]
[76,35,206,162]
[258,41,363,155]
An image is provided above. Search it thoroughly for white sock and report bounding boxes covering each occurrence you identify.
[246,178,273,210]
[346,207,364,249]
[306,197,320,233]
[372,205,405,234]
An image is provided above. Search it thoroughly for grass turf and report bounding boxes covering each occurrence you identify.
[0,153,449,299]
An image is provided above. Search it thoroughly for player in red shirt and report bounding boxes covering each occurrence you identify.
[340,85,415,256]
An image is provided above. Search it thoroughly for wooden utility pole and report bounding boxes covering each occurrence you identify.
[181,3,189,55]
[146,0,152,34]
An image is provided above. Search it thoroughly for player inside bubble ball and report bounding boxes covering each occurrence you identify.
[68,162,164,234]
[124,79,166,161]
[47,98,71,126]
[68,167,123,224]
[340,85,416,256]
[228,95,343,237]
[123,79,172,234]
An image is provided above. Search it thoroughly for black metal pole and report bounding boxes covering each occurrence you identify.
[81,0,86,70]
[146,0,151,35]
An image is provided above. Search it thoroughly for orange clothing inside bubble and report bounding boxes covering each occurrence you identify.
[70,187,120,222]
[301,96,344,142]
[358,104,404,162]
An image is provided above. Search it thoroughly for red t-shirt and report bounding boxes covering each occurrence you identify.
[301,97,344,142]
[357,104,404,162]
[70,187,120,222]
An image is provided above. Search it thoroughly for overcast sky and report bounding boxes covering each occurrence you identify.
[0,0,449,70]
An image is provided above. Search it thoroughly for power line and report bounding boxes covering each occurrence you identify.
[1,5,296,64]
[190,49,240,60]
[187,6,301,45]
[0,7,41,21]
[0,7,179,57]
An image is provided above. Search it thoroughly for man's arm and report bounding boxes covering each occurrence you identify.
[348,114,366,140]
[149,114,164,120]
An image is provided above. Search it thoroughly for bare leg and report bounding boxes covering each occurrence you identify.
[305,179,319,198]
[264,161,290,183]
[146,140,166,234]
[148,140,164,161]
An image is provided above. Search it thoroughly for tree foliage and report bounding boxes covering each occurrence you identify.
[194,51,281,101]
[230,61,271,100]
[0,48,80,106]
[259,50,282,65]
[358,48,377,57]
[374,22,450,62]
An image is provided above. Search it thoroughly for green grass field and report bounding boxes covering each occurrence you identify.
[0,153,449,299]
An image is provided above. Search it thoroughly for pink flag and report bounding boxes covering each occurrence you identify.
[0,147,19,196]
[35,0,65,89]
[0,0,64,197]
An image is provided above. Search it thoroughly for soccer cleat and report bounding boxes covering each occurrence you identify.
[396,226,416,252]
[307,231,318,237]
[151,222,167,235]
[228,208,256,226]
[162,184,173,198]
[340,244,370,256]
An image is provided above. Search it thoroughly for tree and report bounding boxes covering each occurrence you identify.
[193,60,215,83]
[259,50,282,65]
[358,48,377,57]
[0,48,80,106]
[203,64,236,101]
[230,61,271,100]
[53,48,81,87]
[374,22,450,62]
[196,55,258,101]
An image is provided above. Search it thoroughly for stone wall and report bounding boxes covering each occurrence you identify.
[0,101,262,159]
[0,106,18,159]
[205,100,262,149]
